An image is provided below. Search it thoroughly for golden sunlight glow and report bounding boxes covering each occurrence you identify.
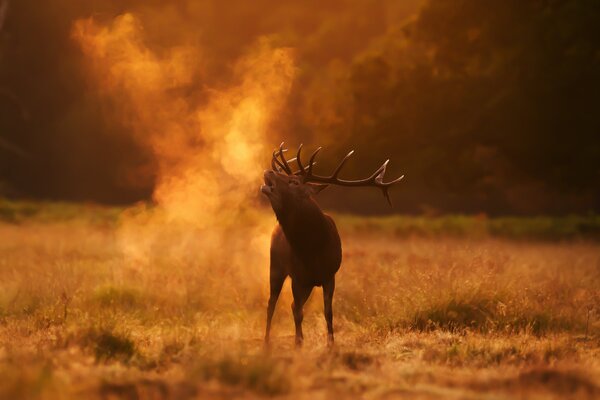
[72,14,294,273]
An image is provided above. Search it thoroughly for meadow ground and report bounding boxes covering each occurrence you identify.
[0,201,599,399]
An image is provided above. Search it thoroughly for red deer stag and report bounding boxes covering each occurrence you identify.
[260,143,403,347]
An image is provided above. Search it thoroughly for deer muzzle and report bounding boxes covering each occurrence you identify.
[261,170,275,196]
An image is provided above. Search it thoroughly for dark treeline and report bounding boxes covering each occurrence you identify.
[0,0,599,214]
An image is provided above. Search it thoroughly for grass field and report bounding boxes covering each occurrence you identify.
[1,200,599,399]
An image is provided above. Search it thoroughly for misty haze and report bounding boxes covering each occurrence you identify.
[1,1,599,399]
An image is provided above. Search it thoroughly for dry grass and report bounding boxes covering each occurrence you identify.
[0,209,599,399]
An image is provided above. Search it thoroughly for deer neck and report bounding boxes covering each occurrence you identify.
[275,197,332,253]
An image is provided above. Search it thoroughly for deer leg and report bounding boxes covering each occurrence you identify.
[265,271,286,345]
[291,281,312,348]
[323,278,335,346]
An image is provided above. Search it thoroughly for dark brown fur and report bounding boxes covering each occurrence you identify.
[262,170,341,346]
[262,145,402,346]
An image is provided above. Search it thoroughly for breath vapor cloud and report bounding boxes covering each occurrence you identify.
[72,13,295,302]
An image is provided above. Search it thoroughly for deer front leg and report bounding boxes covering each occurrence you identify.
[291,280,312,348]
[265,270,286,345]
[323,278,335,346]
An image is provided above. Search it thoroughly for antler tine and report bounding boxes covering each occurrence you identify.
[294,144,319,175]
[272,149,286,172]
[331,150,354,179]
[374,160,404,205]
[293,162,317,176]
[271,156,280,172]
[381,175,404,205]
[382,186,393,206]
[277,142,293,174]
[363,159,388,182]
[296,144,305,174]
[389,175,405,185]
[294,161,318,176]
[374,159,389,182]
[306,147,322,178]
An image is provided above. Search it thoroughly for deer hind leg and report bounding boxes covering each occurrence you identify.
[291,280,312,348]
[265,270,286,345]
[323,278,335,346]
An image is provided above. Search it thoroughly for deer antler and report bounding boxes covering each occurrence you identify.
[272,142,315,176]
[295,144,404,206]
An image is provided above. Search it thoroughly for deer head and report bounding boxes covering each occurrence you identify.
[261,142,404,214]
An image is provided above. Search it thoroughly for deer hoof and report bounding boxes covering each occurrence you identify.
[327,334,335,347]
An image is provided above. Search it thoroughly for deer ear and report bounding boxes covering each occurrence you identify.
[307,183,329,195]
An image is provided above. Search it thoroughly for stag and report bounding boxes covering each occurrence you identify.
[260,143,403,347]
